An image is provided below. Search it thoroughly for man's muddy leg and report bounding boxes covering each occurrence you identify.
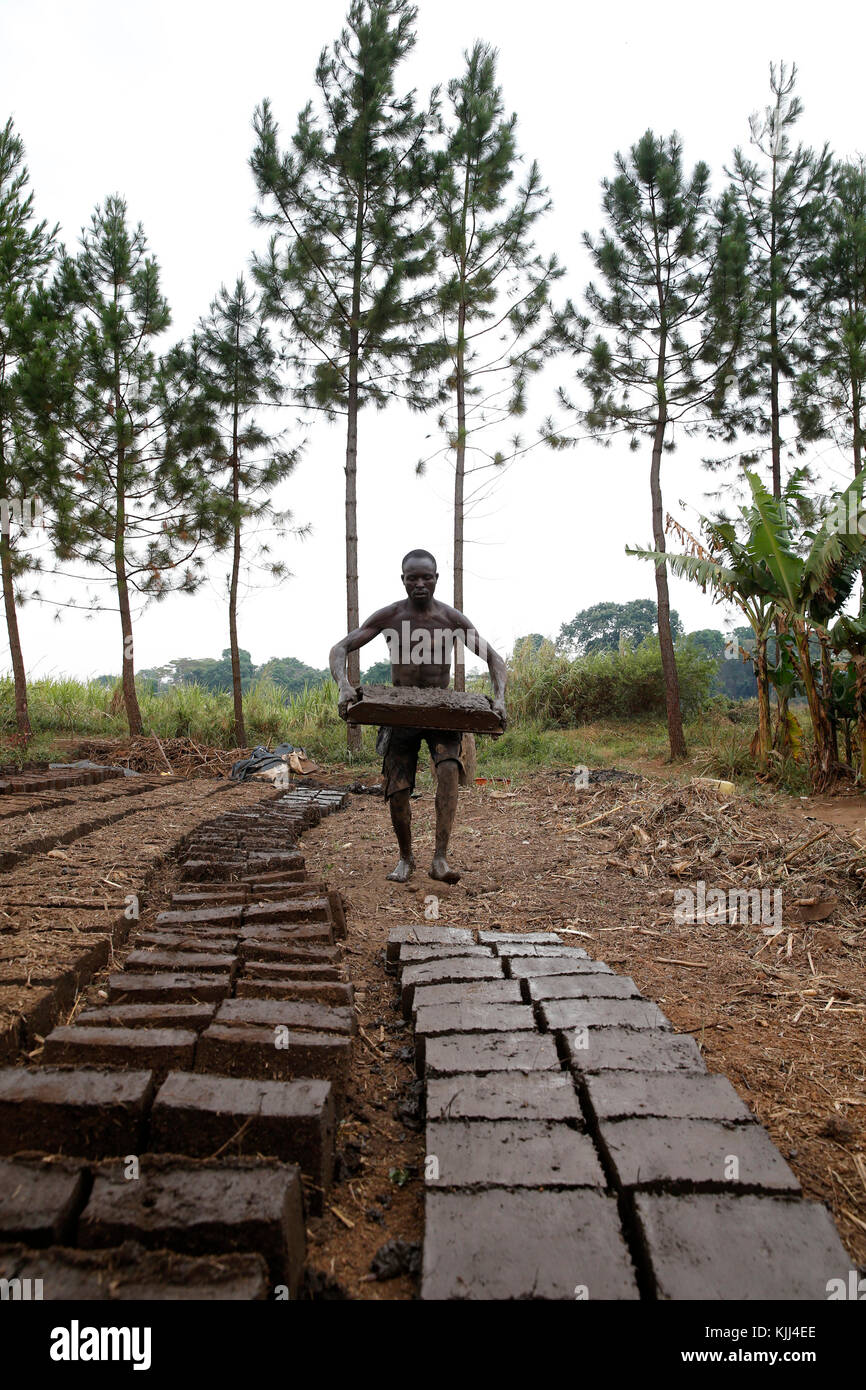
[386,788,415,882]
[430,759,460,884]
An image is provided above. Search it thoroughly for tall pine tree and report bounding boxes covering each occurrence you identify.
[0,118,58,740]
[422,41,562,708]
[250,0,438,750]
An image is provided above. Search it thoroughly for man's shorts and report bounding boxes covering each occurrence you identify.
[376,725,467,799]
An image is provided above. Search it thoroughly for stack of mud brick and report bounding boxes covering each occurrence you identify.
[387,925,852,1301]
[0,786,354,1300]
[0,764,124,794]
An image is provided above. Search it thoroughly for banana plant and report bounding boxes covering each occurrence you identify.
[830,614,866,780]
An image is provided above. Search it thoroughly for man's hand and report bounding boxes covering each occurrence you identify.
[492,695,507,730]
[337,682,359,719]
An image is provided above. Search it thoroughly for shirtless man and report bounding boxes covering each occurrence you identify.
[329,549,507,884]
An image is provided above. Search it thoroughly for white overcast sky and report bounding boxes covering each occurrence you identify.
[2,0,863,681]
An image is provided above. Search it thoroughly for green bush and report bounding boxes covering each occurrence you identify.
[505,636,715,726]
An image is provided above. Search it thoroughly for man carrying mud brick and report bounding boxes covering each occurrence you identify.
[329,549,507,884]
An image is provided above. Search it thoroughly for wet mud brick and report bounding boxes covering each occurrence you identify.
[123,950,238,977]
[599,1117,801,1193]
[508,957,613,979]
[414,1002,534,1069]
[477,931,565,946]
[526,975,641,1003]
[563,1025,707,1075]
[0,1068,153,1157]
[496,944,589,959]
[584,1070,754,1123]
[42,1026,197,1081]
[135,933,238,954]
[401,956,504,1014]
[214,996,355,1036]
[149,1073,335,1206]
[79,1158,306,1292]
[427,1071,582,1123]
[538,998,670,1032]
[242,961,341,983]
[238,942,340,967]
[0,1157,86,1244]
[197,1024,351,1091]
[243,897,332,925]
[156,904,244,927]
[410,979,522,1018]
[394,944,494,974]
[422,1189,638,1300]
[0,1242,269,1299]
[108,971,232,1004]
[240,924,334,946]
[633,1193,853,1300]
[423,1030,561,1077]
[345,683,503,733]
[75,1002,216,1031]
[235,979,353,1006]
[426,1120,605,1189]
[386,925,474,963]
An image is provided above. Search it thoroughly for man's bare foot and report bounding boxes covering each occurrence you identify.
[387,856,415,883]
[430,855,461,884]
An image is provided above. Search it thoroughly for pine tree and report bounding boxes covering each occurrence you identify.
[563,131,746,760]
[177,276,307,747]
[250,0,438,751]
[49,196,214,736]
[422,41,562,709]
[727,62,831,497]
[0,118,58,740]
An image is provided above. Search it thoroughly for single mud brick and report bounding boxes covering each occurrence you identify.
[236,979,353,1006]
[246,852,307,873]
[75,1003,216,1032]
[171,890,248,907]
[246,881,329,901]
[156,904,245,927]
[80,1158,305,1293]
[526,974,641,1003]
[427,1071,582,1123]
[0,1241,269,1299]
[415,1000,533,1039]
[0,1067,153,1157]
[564,1025,706,1076]
[197,1024,351,1091]
[0,1011,21,1063]
[123,950,237,976]
[0,1157,86,1244]
[478,931,563,947]
[422,1189,638,1300]
[539,998,670,1033]
[244,897,331,926]
[7,984,63,1047]
[508,957,613,979]
[108,972,231,1005]
[327,890,347,941]
[633,1193,852,1300]
[584,1070,753,1123]
[150,1072,335,1203]
[599,1117,801,1193]
[239,867,306,884]
[401,957,504,1014]
[42,1026,197,1080]
[346,683,502,733]
[239,941,340,966]
[496,944,589,959]
[240,923,334,945]
[214,996,355,1036]
[423,1031,561,1078]
[410,979,522,1019]
[396,944,494,972]
[386,925,474,963]
[426,1119,605,1189]
[135,932,238,954]
[244,961,340,982]
[181,859,244,881]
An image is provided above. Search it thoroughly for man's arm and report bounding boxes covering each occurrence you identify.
[329,606,393,717]
[449,610,508,728]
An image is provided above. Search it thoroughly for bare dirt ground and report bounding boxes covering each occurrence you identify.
[300,767,866,1294]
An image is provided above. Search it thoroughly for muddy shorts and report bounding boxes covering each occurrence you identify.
[376,725,467,799]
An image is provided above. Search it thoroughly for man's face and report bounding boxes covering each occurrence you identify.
[402,560,437,606]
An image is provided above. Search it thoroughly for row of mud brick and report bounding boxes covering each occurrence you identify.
[0,785,354,1300]
[0,765,125,795]
[387,925,852,1300]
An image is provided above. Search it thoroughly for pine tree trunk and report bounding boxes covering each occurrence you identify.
[754,639,771,764]
[229,390,245,750]
[650,413,687,760]
[0,531,31,739]
[345,348,361,756]
[453,299,477,784]
[114,445,143,738]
